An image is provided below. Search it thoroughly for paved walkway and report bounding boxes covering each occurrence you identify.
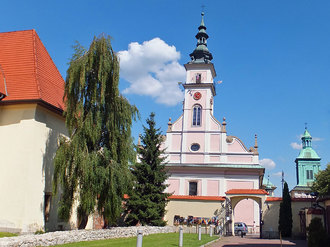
[207,234,307,247]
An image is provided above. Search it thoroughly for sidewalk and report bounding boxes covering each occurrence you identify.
[206,234,307,247]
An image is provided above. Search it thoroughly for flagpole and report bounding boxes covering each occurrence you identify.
[281,170,284,194]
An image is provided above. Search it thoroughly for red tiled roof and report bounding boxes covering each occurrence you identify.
[0,30,64,112]
[307,208,323,215]
[265,197,316,202]
[225,189,269,195]
[265,197,282,202]
[169,195,225,201]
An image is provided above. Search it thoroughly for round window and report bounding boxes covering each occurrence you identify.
[191,143,200,152]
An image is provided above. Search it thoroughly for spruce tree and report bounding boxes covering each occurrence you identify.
[53,35,138,229]
[278,182,293,237]
[125,113,170,226]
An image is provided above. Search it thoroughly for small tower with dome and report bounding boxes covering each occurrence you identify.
[291,127,321,197]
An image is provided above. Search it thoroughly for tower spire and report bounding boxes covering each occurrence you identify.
[254,134,259,155]
[302,127,312,148]
[189,12,213,64]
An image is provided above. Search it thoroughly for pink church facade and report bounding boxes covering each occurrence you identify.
[163,13,265,231]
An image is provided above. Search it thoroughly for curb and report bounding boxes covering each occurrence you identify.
[200,237,221,247]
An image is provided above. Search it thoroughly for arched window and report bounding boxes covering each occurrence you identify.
[192,105,202,126]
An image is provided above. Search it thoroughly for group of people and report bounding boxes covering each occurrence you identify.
[173,215,222,226]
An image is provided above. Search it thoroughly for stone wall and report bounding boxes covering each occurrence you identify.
[0,226,176,247]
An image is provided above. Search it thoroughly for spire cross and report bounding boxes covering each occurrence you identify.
[305,122,308,129]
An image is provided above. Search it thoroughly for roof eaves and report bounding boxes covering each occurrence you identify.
[169,195,225,201]
[0,99,64,116]
[32,29,41,99]
[225,189,268,195]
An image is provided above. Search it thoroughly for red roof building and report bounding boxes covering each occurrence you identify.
[0,29,64,113]
[0,30,68,233]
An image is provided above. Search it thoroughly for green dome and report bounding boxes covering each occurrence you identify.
[189,12,213,63]
[195,44,209,52]
[303,129,312,139]
[297,147,320,159]
[262,176,275,188]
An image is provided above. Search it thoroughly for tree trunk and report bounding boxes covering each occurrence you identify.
[78,214,88,229]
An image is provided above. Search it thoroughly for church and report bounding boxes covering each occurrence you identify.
[163,13,266,233]
[1,17,326,237]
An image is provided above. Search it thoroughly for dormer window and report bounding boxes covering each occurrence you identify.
[196,73,201,83]
[192,105,202,126]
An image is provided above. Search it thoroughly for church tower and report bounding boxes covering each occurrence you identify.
[182,11,217,134]
[164,12,264,227]
[292,128,321,197]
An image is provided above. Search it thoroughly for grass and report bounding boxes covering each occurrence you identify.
[0,232,18,238]
[55,232,218,247]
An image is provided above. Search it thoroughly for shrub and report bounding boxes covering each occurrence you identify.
[34,229,45,235]
[307,217,328,247]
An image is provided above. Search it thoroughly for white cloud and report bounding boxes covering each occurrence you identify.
[290,142,301,150]
[260,158,276,170]
[272,171,283,177]
[118,38,186,106]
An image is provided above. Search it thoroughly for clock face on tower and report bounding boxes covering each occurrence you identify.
[193,92,202,100]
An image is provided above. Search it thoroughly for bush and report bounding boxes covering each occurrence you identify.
[307,217,328,247]
[34,229,44,235]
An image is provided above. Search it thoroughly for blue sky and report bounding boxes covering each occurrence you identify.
[2,0,329,196]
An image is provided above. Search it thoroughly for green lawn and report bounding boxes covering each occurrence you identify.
[0,232,18,238]
[56,233,218,247]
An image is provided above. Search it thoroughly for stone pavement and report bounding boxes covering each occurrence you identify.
[206,234,307,247]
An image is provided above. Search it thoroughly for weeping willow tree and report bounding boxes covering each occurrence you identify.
[53,35,138,229]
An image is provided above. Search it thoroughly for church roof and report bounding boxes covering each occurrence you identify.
[189,12,213,64]
[0,30,65,113]
[303,129,312,139]
[297,147,320,159]
[262,176,276,188]
[296,128,320,160]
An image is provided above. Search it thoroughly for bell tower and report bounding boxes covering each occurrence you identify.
[182,12,217,132]
[291,127,321,197]
[295,128,321,187]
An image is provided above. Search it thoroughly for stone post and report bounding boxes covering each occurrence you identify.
[209,225,213,237]
[179,226,183,247]
[136,230,143,247]
[198,225,202,240]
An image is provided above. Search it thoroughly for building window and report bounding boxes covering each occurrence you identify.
[189,181,198,196]
[306,170,313,180]
[190,143,200,152]
[192,105,202,126]
[196,73,201,83]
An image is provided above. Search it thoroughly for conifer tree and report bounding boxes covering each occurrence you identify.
[53,35,138,229]
[125,113,170,226]
[278,182,293,237]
